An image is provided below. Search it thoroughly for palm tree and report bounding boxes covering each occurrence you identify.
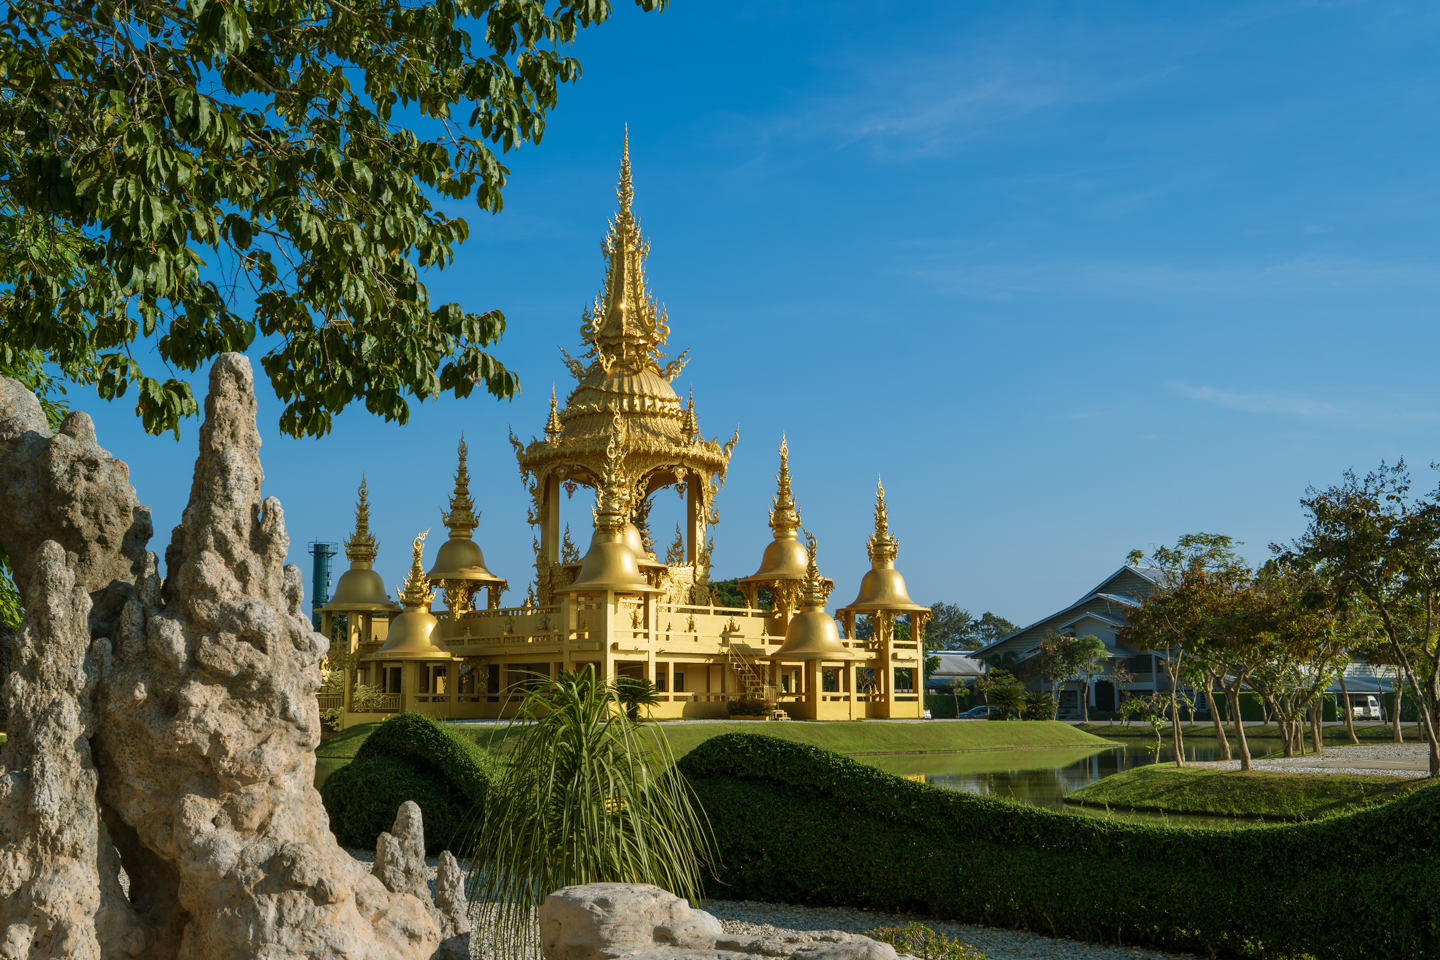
[464,670,715,958]
[614,675,661,721]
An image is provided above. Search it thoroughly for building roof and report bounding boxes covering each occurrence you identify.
[971,564,1163,661]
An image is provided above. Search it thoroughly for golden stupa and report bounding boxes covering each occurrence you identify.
[322,134,928,727]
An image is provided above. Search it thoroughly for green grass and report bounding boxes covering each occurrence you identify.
[315,722,384,759]
[1064,763,1433,820]
[1076,721,1424,743]
[649,719,1111,759]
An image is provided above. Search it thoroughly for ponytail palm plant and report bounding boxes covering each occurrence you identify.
[465,670,716,957]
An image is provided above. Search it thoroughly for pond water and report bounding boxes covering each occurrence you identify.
[859,736,1287,829]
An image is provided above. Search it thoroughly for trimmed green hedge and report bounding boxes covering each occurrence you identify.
[321,712,502,854]
[678,733,1440,959]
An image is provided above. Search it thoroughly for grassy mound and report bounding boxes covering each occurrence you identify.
[1064,764,1432,820]
[320,712,503,854]
[654,719,1111,759]
[678,733,1440,960]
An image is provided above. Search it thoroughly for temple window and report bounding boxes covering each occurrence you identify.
[894,668,914,693]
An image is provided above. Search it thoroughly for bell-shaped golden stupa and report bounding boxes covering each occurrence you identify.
[324,478,400,612]
[770,533,859,661]
[738,436,818,612]
[840,477,928,614]
[559,412,661,595]
[364,531,457,662]
[426,435,507,614]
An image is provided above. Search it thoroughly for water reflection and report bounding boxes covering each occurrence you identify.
[860,740,1285,829]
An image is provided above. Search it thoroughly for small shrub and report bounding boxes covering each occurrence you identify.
[728,697,770,716]
[867,924,985,960]
[320,712,501,854]
[1023,691,1056,721]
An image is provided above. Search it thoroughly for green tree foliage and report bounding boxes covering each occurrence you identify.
[1,0,663,438]
[1288,461,1440,777]
[923,602,974,649]
[465,670,715,957]
[971,611,1018,646]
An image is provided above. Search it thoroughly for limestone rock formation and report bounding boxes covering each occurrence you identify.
[538,884,913,960]
[0,356,448,959]
[0,541,146,959]
[372,802,471,959]
[0,379,152,643]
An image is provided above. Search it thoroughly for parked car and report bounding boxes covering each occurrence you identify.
[956,705,1001,719]
[1352,695,1382,720]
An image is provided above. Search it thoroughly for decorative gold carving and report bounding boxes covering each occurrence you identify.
[396,530,433,608]
[660,349,690,382]
[545,386,563,438]
[685,614,696,632]
[441,434,480,536]
[665,525,685,566]
[867,475,898,563]
[681,387,698,440]
[561,524,580,565]
[768,435,801,538]
[724,617,740,633]
[630,607,642,629]
[799,531,834,608]
[344,476,379,563]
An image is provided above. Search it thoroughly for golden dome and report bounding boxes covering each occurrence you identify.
[559,411,662,595]
[362,531,457,663]
[320,477,400,613]
[620,522,655,562]
[559,536,662,595]
[770,534,862,661]
[840,477,930,616]
[740,436,809,586]
[325,566,397,611]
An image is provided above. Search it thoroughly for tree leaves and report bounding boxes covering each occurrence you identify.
[0,0,665,437]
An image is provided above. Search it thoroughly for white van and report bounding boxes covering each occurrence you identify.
[1351,695,1381,720]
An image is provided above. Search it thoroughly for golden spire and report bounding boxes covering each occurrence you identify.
[396,530,434,609]
[798,531,833,608]
[682,387,698,439]
[544,385,562,438]
[344,477,378,564]
[440,435,479,537]
[867,475,898,564]
[767,435,801,539]
[592,409,633,535]
[578,129,671,375]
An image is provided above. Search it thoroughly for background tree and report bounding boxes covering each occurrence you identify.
[924,602,975,650]
[1071,634,1108,724]
[1,0,663,438]
[1123,534,1248,767]
[1288,461,1440,776]
[970,611,1019,646]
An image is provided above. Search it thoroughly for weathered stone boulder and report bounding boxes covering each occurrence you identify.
[0,541,146,959]
[538,884,913,960]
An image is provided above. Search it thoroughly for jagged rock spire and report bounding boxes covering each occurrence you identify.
[345,476,379,563]
[441,435,478,536]
[767,435,801,539]
[867,475,898,564]
[397,530,434,608]
[578,128,671,375]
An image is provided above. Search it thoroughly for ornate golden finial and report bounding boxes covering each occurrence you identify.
[799,531,833,608]
[867,474,898,564]
[344,476,379,563]
[577,130,672,375]
[396,530,434,608]
[592,409,633,534]
[544,385,562,438]
[682,387,698,440]
[441,435,479,536]
[767,435,801,539]
[665,524,685,566]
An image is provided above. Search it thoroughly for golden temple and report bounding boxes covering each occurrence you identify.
[317,136,929,725]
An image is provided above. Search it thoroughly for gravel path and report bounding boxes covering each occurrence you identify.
[1186,742,1432,777]
[342,849,1199,959]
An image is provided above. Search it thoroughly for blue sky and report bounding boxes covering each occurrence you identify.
[82,0,1440,628]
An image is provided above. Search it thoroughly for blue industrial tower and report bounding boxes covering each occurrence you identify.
[307,541,339,631]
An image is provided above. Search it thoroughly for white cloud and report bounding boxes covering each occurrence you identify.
[1168,382,1440,427]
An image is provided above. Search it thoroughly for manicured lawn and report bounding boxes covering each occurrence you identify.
[650,719,1111,759]
[1076,721,1424,744]
[1064,763,1433,820]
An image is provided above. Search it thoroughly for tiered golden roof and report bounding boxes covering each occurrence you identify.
[840,477,927,614]
[365,531,455,662]
[426,436,507,610]
[771,534,861,661]
[323,478,400,612]
[511,132,737,554]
